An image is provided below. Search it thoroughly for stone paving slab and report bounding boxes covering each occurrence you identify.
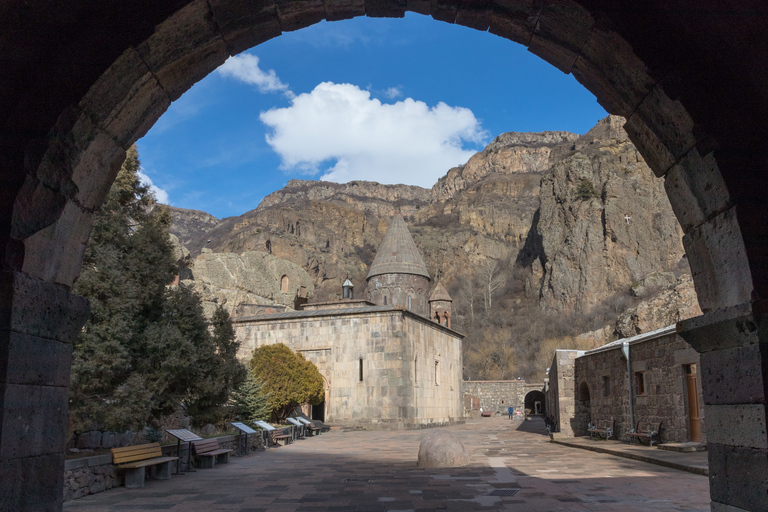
[64,417,710,511]
[550,435,709,476]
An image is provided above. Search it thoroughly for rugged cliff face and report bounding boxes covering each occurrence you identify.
[519,116,690,313]
[170,115,700,378]
[180,249,314,318]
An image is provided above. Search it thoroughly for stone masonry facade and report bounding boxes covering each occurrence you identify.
[234,306,463,429]
[367,273,430,317]
[547,327,706,444]
[462,381,545,417]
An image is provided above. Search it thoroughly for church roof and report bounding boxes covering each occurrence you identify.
[429,283,452,302]
[366,214,430,280]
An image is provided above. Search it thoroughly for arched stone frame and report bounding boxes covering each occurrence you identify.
[1,2,768,511]
[280,274,289,293]
[576,381,591,433]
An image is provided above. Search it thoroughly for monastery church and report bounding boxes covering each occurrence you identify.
[233,214,464,429]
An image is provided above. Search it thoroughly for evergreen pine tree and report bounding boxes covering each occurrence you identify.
[70,146,246,433]
[231,372,271,423]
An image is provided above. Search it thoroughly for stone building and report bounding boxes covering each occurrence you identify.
[546,325,705,444]
[463,380,546,417]
[367,214,431,316]
[232,215,464,429]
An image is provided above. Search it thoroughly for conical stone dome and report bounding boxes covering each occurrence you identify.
[429,283,452,302]
[367,214,430,280]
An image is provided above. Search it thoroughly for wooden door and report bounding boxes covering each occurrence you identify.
[685,365,702,443]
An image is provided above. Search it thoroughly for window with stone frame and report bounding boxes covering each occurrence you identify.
[635,371,646,395]
[602,375,611,397]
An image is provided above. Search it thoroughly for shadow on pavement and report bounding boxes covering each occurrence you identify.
[514,417,550,436]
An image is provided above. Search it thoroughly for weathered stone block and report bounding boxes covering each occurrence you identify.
[700,346,766,405]
[0,384,68,459]
[78,47,171,147]
[325,0,366,20]
[527,1,593,74]
[365,0,406,18]
[0,272,89,343]
[708,443,768,512]
[454,1,492,31]
[210,0,282,55]
[623,114,677,178]
[706,404,767,449]
[682,208,753,313]
[0,453,64,512]
[664,148,732,232]
[275,0,326,31]
[22,200,93,287]
[417,429,468,468]
[9,174,68,242]
[136,0,229,101]
[0,332,72,386]
[487,1,537,46]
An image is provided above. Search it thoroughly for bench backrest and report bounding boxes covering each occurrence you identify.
[636,421,661,433]
[599,419,614,429]
[192,438,220,454]
[111,443,163,464]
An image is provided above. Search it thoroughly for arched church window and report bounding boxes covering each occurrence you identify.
[408,295,412,311]
[383,296,387,305]
[280,275,289,293]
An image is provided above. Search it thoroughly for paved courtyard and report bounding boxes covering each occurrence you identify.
[64,417,710,511]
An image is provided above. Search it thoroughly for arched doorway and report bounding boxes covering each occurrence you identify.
[312,375,329,422]
[524,390,546,415]
[1,3,768,511]
[576,381,591,434]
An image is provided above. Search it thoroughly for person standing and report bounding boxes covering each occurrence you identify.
[508,406,514,419]
[516,409,521,421]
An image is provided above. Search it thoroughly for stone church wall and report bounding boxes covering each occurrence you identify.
[234,308,463,429]
[367,273,430,316]
[559,330,705,444]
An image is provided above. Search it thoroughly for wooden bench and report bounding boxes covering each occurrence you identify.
[254,420,292,447]
[296,417,321,436]
[587,419,615,440]
[481,411,492,417]
[286,417,306,439]
[111,443,178,488]
[191,438,234,468]
[627,421,662,446]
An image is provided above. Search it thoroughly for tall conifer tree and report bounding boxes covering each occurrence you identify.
[70,146,245,433]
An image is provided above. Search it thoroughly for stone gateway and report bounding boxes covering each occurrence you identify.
[233,215,464,429]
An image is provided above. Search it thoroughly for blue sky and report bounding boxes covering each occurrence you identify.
[137,13,606,219]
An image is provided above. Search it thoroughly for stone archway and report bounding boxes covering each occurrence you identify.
[524,390,546,415]
[2,2,768,511]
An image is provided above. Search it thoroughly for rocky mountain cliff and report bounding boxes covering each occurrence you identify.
[170,115,701,377]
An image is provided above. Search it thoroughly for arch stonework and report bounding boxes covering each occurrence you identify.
[1,2,767,510]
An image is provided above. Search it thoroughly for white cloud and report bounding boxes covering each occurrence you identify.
[383,87,402,99]
[137,171,170,205]
[217,54,294,98]
[259,82,486,188]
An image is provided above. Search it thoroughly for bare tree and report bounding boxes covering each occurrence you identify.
[456,276,480,325]
[480,259,507,313]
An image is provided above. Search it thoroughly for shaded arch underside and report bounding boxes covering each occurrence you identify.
[2,1,768,511]
[6,0,762,313]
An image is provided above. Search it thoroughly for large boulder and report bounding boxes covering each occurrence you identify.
[417,430,469,468]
